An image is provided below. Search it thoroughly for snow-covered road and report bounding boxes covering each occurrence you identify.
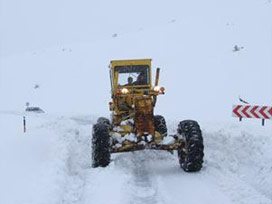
[1,112,271,204]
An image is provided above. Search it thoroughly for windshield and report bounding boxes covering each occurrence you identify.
[116,65,149,86]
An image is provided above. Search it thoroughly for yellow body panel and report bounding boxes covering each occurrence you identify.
[109,59,157,125]
[109,59,165,139]
[106,59,175,153]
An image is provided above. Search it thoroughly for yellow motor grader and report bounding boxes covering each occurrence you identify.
[92,59,204,172]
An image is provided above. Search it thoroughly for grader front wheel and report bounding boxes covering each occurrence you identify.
[177,120,204,172]
[97,117,110,126]
[154,115,168,137]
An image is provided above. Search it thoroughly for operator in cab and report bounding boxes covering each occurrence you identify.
[133,72,146,85]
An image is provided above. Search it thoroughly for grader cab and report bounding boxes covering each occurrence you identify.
[92,59,204,172]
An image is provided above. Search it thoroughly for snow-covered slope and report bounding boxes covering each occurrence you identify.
[0,0,272,203]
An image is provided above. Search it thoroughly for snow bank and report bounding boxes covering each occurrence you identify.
[0,113,66,204]
[0,112,94,204]
[202,120,272,202]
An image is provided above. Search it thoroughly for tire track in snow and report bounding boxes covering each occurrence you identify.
[115,151,171,204]
[60,129,90,204]
[130,159,158,204]
[42,116,93,204]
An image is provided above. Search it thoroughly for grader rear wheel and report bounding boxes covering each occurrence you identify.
[92,123,111,167]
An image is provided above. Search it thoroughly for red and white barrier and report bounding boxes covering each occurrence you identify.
[232,105,272,119]
[232,105,272,125]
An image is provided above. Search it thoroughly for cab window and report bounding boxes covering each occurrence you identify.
[116,65,149,86]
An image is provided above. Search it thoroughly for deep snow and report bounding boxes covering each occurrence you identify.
[0,112,271,204]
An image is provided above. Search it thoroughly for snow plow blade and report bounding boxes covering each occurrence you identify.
[111,141,185,153]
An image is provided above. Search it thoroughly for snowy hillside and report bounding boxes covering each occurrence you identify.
[1,0,272,203]
[1,0,272,120]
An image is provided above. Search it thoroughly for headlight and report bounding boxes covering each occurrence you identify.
[154,86,160,92]
[121,88,129,94]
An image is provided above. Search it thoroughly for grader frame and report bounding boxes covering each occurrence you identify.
[92,59,204,172]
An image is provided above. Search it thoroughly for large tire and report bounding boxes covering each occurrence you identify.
[92,123,111,167]
[177,120,204,172]
[97,117,110,126]
[154,115,168,137]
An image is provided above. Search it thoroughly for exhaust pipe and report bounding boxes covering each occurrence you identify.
[155,68,160,86]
